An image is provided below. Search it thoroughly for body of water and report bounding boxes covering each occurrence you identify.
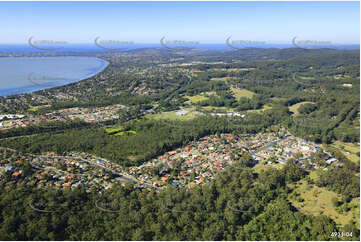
[0,56,108,96]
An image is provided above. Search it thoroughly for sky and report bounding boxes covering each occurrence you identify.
[0,1,359,44]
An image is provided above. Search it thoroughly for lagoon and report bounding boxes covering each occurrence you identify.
[0,56,108,96]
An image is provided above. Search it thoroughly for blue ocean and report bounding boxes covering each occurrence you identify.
[0,56,108,97]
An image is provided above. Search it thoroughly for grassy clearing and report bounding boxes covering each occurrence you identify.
[114,130,137,136]
[333,141,360,154]
[184,92,217,104]
[28,106,41,112]
[105,127,124,134]
[332,141,360,163]
[289,177,360,227]
[0,121,11,127]
[191,70,204,76]
[212,68,255,72]
[105,126,136,136]
[246,105,272,113]
[200,106,236,112]
[28,105,50,112]
[231,87,255,100]
[271,97,287,102]
[252,161,283,174]
[308,169,322,181]
[210,77,231,82]
[145,109,199,121]
[289,101,315,116]
[185,95,209,103]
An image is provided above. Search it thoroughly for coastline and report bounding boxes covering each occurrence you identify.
[0,56,109,97]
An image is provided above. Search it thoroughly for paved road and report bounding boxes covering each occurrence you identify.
[0,107,155,141]
[2,134,291,191]
[34,154,158,190]
[250,134,290,156]
[2,144,158,190]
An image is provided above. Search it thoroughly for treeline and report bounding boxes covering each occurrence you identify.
[0,114,282,167]
[287,101,359,144]
[1,160,358,241]
[316,146,360,199]
[317,167,360,199]
[187,50,359,144]
[0,120,87,140]
[0,117,126,140]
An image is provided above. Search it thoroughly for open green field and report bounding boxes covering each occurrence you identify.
[332,141,360,163]
[246,105,272,113]
[145,109,200,121]
[289,101,315,116]
[104,126,137,136]
[252,161,283,174]
[114,130,137,136]
[105,127,124,134]
[0,121,11,127]
[28,105,50,112]
[210,77,232,82]
[190,70,205,76]
[184,92,216,104]
[288,175,360,227]
[200,106,236,112]
[333,141,360,153]
[271,97,287,102]
[308,169,322,181]
[231,87,255,100]
[185,95,209,103]
[212,68,255,72]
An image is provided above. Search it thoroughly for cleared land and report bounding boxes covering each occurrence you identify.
[145,109,199,121]
[210,77,232,82]
[28,105,50,112]
[184,92,217,104]
[289,172,360,227]
[212,68,255,72]
[231,87,255,100]
[332,141,360,163]
[247,105,272,113]
[289,101,315,116]
[0,121,11,127]
[185,95,209,103]
[200,106,236,112]
[114,130,137,136]
[271,97,287,102]
[252,161,283,174]
[105,127,124,134]
[190,70,204,76]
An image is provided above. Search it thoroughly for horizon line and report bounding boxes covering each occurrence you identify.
[0,42,360,45]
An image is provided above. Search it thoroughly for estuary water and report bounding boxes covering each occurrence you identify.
[0,56,108,96]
